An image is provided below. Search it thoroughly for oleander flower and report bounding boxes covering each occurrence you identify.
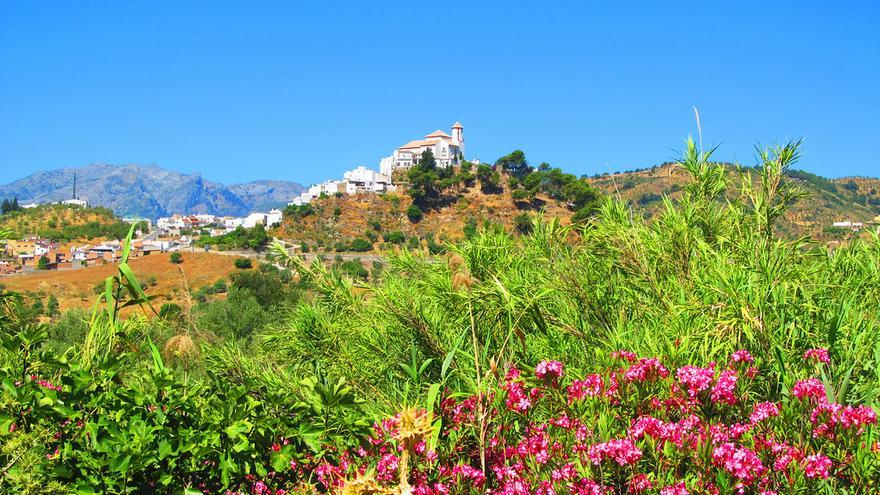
[803,453,832,479]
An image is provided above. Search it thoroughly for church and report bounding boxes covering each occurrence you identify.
[379,122,465,176]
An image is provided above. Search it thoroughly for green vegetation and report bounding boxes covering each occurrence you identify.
[0,198,22,214]
[406,204,423,222]
[1,139,879,493]
[169,252,183,264]
[233,257,253,269]
[194,224,269,251]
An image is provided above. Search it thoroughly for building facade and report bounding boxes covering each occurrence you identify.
[379,122,465,176]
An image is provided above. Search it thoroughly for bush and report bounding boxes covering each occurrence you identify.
[406,204,423,222]
[350,238,373,252]
[169,252,183,264]
[338,260,368,281]
[383,230,406,245]
[514,213,532,234]
[233,257,252,269]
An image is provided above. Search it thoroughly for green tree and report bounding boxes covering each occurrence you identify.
[231,269,288,308]
[495,150,531,179]
[169,252,183,264]
[196,288,266,340]
[234,257,253,269]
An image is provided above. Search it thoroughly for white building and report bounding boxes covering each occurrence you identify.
[266,209,283,227]
[342,166,394,194]
[379,122,465,176]
[61,199,88,207]
[243,213,268,228]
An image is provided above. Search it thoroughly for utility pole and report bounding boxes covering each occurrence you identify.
[73,172,77,200]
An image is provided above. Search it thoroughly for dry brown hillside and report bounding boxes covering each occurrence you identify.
[277,180,574,250]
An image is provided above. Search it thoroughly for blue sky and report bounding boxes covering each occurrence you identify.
[1,1,878,186]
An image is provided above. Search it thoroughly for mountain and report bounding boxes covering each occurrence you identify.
[0,164,302,219]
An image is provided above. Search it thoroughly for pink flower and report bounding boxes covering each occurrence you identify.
[624,358,669,383]
[660,482,689,495]
[628,474,652,493]
[711,369,738,406]
[587,438,642,466]
[730,350,754,365]
[611,349,637,362]
[803,453,832,479]
[712,442,765,484]
[792,378,826,402]
[567,374,603,402]
[804,348,831,365]
[535,360,564,382]
[676,364,715,398]
[749,402,780,425]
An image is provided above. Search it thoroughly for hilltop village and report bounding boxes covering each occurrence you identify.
[289,122,472,205]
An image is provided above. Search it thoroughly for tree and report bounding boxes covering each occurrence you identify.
[406,204,423,222]
[231,269,287,308]
[476,165,501,193]
[496,150,531,179]
[196,288,266,340]
[234,257,252,269]
[37,255,50,270]
[408,149,441,203]
[169,252,183,264]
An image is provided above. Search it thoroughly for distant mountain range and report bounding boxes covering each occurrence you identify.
[0,164,302,219]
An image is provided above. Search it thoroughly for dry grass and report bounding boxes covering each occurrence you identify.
[1,252,247,313]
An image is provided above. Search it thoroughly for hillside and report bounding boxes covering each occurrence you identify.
[0,163,303,219]
[0,203,134,241]
[279,163,880,248]
[277,180,575,250]
[587,164,880,240]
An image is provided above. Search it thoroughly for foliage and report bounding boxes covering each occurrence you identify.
[233,257,253,269]
[383,231,406,245]
[406,205,423,223]
[195,224,269,251]
[495,149,531,179]
[169,252,183,264]
[350,238,373,253]
[0,197,22,215]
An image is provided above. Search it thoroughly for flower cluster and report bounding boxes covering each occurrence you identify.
[286,350,877,495]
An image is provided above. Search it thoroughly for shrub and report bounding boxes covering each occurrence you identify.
[338,260,368,281]
[406,204,423,222]
[350,238,373,252]
[169,252,183,264]
[233,257,252,269]
[383,230,406,245]
[514,213,532,234]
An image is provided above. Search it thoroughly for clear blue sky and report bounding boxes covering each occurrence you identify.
[1,1,878,186]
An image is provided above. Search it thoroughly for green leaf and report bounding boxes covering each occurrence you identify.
[270,450,292,472]
[158,439,172,460]
[109,454,131,473]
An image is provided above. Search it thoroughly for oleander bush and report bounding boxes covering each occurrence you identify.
[1,139,880,494]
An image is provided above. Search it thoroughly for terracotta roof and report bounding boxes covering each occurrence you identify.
[452,121,463,128]
[424,130,452,139]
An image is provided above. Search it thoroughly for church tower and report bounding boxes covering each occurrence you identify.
[452,121,463,144]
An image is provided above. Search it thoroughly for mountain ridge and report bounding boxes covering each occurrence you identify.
[0,163,303,219]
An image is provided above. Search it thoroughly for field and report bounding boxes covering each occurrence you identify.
[0,251,246,313]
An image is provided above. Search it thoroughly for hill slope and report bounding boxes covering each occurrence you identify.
[0,163,302,219]
[588,164,880,239]
[279,164,880,249]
